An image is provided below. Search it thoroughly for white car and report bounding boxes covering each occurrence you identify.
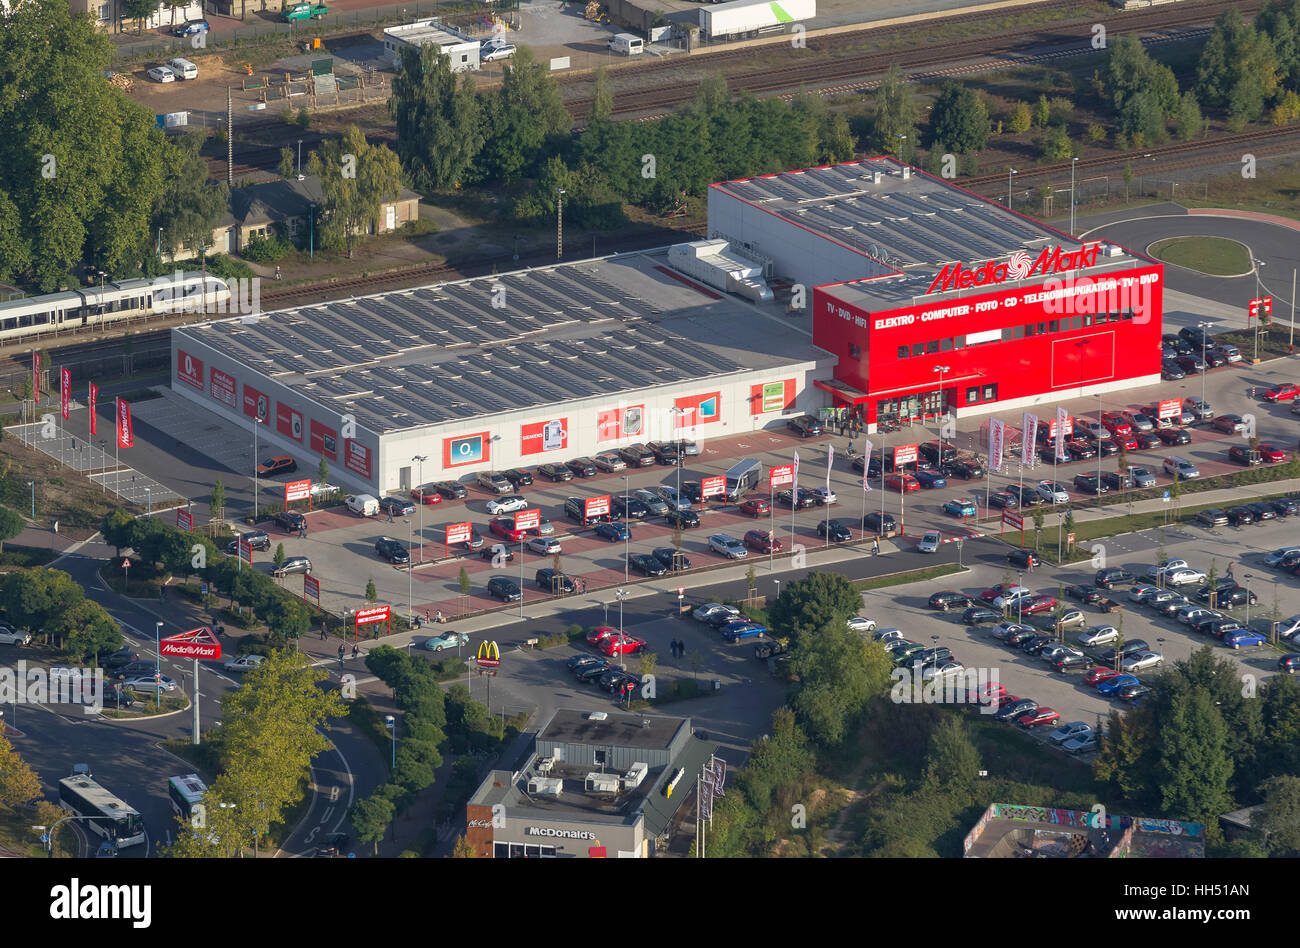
[921,661,966,682]
[146,65,175,83]
[847,616,878,634]
[811,487,837,506]
[993,588,1034,610]
[1144,558,1189,580]
[680,440,700,456]
[535,517,555,536]
[708,534,747,559]
[526,536,561,555]
[1049,721,1092,744]
[1062,732,1098,755]
[694,602,739,622]
[345,494,379,516]
[311,482,340,498]
[1277,614,1300,639]
[482,42,516,62]
[1175,605,1216,626]
[1122,651,1163,672]
[1035,480,1069,504]
[593,451,626,472]
[872,628,904,644]
[1264,547,1300,567]
[1165,568,1207,586]
[1077,625,1119,646]
[1163,456,1199,480]
[0,627,32,646]
[486,495,528,515]
[918,530,940,553]
[224,655,265,674]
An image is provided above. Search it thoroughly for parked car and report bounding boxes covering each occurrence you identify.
[1035,480,1070,504]
[817,519,852,542]
[592,451,627,473]
[565,457,598,478]
[501,468,533,488]
[537,463,574,482]
[1223,630,1268,649]
[708,534,747,559]
[929,591,977,611]
[1263,382,1300,401]
[942,497,978,518]
[432,480,467,499]
[1095,567,1133,588]
[962,606,1002,625]
[424,631,469,652]
[1162,457,1199,480]
[787,414,824,437]
[593,522,630,542]
[1062,733,1099,754]
[1194,508,1230,527]
[1007,549,1040,569]
[1065,584,1105,606]
[377,496,415,518]
[653,548,692,572]
[1015,707,1061,728]
[739,497,770,517]
[475,471,512,494]
[1121,651,1163,672]
[485,495,528,515]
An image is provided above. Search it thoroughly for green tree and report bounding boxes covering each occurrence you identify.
[922,715,981,793]
[1007,101,1032,133]
[1158,688,1235,832]
[3,569,85,636]
[0,505,24,552]
[928,82,990,154]
[1176,92,1203,141]
[390,45,484,191]
[452,834,478,857]
[351,790,396,855]
[278,146,296,179]
[307,126,405,259]
[738,706,814,814]
[152,130,230,260]
[871,64,918,159]
[790,626,892,747]
[1196,9,1279,121]
[0,732,43,807]
[1033,94,1050,128]
[1258,0,1300,88]
[1106,33,1179,123]
[589,66,613,124]
[1253,775,1300,855]
[211,477,225,516]
[56,600,122,662]
[1031,506,1045,549]
[365,577,377,603]
[266,599,310,642]
[767,571,863,648]
[273,543,286,574]
[1035,126,1075,160]
[475,46,571,183]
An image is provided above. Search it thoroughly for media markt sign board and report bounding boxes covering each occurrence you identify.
[926,242,1103,296]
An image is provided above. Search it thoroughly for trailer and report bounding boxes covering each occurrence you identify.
[699,0,816,40]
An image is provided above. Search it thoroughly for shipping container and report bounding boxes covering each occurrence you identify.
[699,0,816,39]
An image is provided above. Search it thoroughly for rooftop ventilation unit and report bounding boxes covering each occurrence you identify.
[901,167,911,180]
[527,776,563,796]
[623,762,649,789]
[872,171,883,185]
[585,772,621,793]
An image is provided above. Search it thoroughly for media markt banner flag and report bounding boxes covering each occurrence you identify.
[792,449,800,495]
[32,352,40,404]
[117,398,133,449]
[989,419,1006,473]
[89,382,98,436]
[826,444,834,492]
[1022,413,1038,467]
[862,439,873,492]
[1055,406,1068,461]
[60,367,70,421]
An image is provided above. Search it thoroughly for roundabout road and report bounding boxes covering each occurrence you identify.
[1079,206,1299,314]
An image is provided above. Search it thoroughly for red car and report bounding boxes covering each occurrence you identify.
[743,529,783,553]
[1100,412,1132,436]
[410,486,444,505]
[602,635,648,657]
[885,473,920,492]
[1015,707,1061,728]
[1113,434,1139,451]
[739,498,770,517]
[1258,442,1288,463]
[489,517,526,542]
[968,681,1007,705]
[1020,594,1058,615]
[586,626,620,646]
[1085,666,1121,687]
[1263,383,1300,402]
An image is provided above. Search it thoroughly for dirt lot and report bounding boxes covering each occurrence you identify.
[0,433,128,539]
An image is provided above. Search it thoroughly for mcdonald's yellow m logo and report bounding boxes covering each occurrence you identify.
[477,641,500,663]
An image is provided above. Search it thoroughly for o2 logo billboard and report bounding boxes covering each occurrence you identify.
[444,431,490,468]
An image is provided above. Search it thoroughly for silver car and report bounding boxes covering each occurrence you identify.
[593,451,627,473]
[655,486,692,512]
[1035,480,1070,504]
[526,536,561,555]
[633,489,669,516]
[708,534,747,559]
[1122,650,1163,672]
[1077,625,1119,646]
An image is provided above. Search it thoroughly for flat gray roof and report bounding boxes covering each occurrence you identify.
[538,708,687,751]
[712,157,1148,310]
[176,252,820,434]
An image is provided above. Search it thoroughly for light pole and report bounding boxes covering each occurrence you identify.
[1017,570,1025,623]
[1007,167,1017,208]
[154,621,163,708]
[932,365,950,442]
[555,188,566,261]
[668,406,688,500]
[384,714,396,769]
[404,516,413,624]
[1070,157,1079,236]
[621,475,630,582]
[296,138,302,177]
[28,481,34,520]
[1244,572,1254,628]
[412,454,427,562]
[252,414,264,522]
[616,588,629,669]
[157,227,163,263]
[1198,320,1212,416]
[1252,258,1267,363]
[145,487,152,517]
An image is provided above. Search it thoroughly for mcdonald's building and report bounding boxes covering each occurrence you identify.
[465,708,717,858]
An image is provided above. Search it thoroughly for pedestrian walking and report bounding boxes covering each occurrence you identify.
[872,536,880,556]
[386,509,394,523]
[299,523,306,538]
[351,644,359,660]
[320,626,326,641]
[159,585,165,601]
[337,644,344,661]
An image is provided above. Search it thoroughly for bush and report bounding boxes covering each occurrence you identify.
[240,233,293,264]
[203,254,256,281]
[1007,101,1032,134]
[1085,123,1107,144]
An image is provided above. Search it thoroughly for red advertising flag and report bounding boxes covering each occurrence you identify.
[116,398,133,448]
[60,367,70,421]
[88,382,98,436]
[32,352,40,404]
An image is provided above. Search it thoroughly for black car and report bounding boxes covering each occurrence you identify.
[918,441,959,466]
[1011,486,1043,507]
[1101,471,1134,491]
[947,458,984,479]
[787,414,824,438]
[776,488,819,509]
[1202,618,1244,639]
[929,591,976,611]
[1005,628,1039,647]
[537,463,574,482]
[612,496,650,520]
[378,496,415,518]
[1270,498,1300,517]
[963,606,1002,625]
[374,537,410,564]
[1020,634,1056,654]
[817,519,852,542]
[1040,445,1070,464]
[664,509,701,529]
[629,553,668,577]
[1228,446,1261,466]
[565,457,598,478]
[995,698,1038,721]
[1065,584,1105,605]
[1007,549,1040,569]
[101,686,136,709]
[1227,506,1256,526]
[1176,353,1206,373]
[1158,427,1191,446]
[227,531,271,553]
[863,511,898,533]
[501,468,533,488]
[1065,440,1097,460]
[1117,683,1152,703]
[1154,596,1191,617]
[481,542,515,563]
[1072,474,1108,495]
[1095,567,1133,588]
[1202,349,1227,368]
[1100,639,1149,663]
[1095,439,1119,457]
[1163,333,1192,354]
[1052,653,1089,672]
[314,833,351,858]
[1245,502,1277,522]
[653,547,691,571]
[486,576,522,602]
[646,441,682,465]
[104,648,140,670]
[1161,360,1187,380]
[1278,654,1300,674]
[1271,550,1300,571]
[680,481,704,503]
[535,568,577,594]
[433,480,468,499]
[1191,614,1231,635]
[852,454,884,477]
[274,510,305,532]
[567,654,604,671]
[618,444,657,467]
[1216,586,1258,606]
[917,646,955,667]
[600,670,641,694]
[989,490,1019,509]
[1134,431,1163,450]
[576,662,614,682]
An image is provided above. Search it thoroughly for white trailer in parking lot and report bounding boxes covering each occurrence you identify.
[700,0,816,40]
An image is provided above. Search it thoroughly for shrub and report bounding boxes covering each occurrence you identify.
[240,233,293,264]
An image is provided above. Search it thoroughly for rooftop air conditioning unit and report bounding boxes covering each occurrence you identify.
[901,167,911,180]
[872,171,882,184]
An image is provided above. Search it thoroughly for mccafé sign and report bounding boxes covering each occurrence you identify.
[926,243,1102,295]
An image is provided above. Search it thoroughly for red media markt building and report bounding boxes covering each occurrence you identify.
[707,158,1164,433]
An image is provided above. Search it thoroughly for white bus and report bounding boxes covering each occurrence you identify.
[167,774,207,827]
[57,773,146,849]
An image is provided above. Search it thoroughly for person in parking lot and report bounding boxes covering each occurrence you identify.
[872,537,880,556]
[299,522,306,538]
[386,508,394,523]
[351,644,359,661]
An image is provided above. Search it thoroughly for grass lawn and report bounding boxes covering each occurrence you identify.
[1147,236,1251,276]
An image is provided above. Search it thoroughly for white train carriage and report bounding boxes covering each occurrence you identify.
[0,271,230,344]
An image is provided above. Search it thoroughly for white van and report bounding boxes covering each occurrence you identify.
[609,33,643,55]
[345,494,379,517]
[167,58,198,80]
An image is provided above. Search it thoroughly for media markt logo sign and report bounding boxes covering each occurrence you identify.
[926,242,1103,295]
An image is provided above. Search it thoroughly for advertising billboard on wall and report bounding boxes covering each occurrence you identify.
[522,418,568,455]
[597,404,644,443]
[674,392,721,426]
[210,367,237,410]
[310,420,338,460]
[276,402,304,443]
[444,432,489,468]
[344,439,372,479]
[243,383,270,423]
[176,349,204,391]
[750,379,795,415]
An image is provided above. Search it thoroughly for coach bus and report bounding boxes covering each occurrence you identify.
[57,773,146,849]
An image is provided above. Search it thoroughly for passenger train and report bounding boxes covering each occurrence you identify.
[0,271,231,345]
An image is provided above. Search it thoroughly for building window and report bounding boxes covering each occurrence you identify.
[940,338,952,351]
[926,340,940,353]
[1001,328,1014,342]
[966,386,980,403]
[898,345,909,359]
[1071,315,1083,329]
[982,383,997,401]
[1012,326,1024,339]
[494,842,509,858]
[1082,315,1093,327]
[1037,322,1048,334]
[849,343,862,359]
[1049,319,1060,332]
[911,343,924,357]
[953,336,965,349]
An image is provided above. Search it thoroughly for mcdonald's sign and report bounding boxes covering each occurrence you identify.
[476,640,501,668]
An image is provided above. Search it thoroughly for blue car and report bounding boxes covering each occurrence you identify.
[1096,673,1140,696]
[1223,630,1268,649]
[722,623,767,642]
[942,498,978,518]
[593,522,631,542]
[915,470,947,489]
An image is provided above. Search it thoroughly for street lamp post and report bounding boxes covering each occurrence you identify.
[154,621,163,708]
[555,188,566,261]
[1252,258,1267,363]
[252,415,264,522]
[28,481,34,520]
[145,487,152,517]
[411,454,427,562]
[1244,572,1254,628]
[1198,321,1212,416]
[622,475,630,582]
[384,714,396,769]
[405,517,413,624]
[1007,167,1017,208]
[616,588,629,669]
[1070,157,1079,236]
[932,365,950,442]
